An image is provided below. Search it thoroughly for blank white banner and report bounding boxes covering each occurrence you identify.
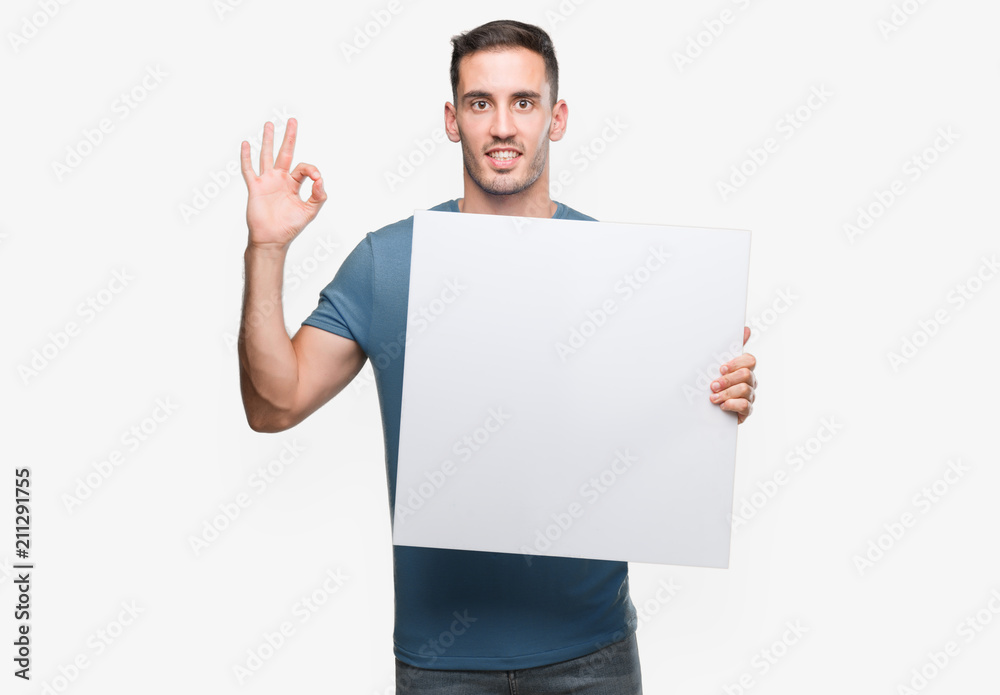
[393,210,751,567]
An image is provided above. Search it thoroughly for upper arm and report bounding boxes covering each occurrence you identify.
[281,324,367,429]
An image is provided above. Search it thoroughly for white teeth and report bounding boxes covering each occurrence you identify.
[489,150,519,160]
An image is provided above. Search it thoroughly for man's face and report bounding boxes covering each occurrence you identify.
[446,47,565,197]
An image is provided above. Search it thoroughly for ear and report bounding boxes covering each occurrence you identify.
[444,101,461,143]
[548,99,568,142]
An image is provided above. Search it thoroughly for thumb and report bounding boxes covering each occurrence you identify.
[743,326,751,346]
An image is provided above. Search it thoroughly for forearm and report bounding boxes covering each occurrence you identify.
[238,243,298,429]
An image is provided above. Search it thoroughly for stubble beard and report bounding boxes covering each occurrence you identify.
[458,127,548,197]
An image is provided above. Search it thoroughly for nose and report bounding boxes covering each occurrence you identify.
[490,104,517,140]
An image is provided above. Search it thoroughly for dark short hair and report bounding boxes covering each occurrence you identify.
[449,19,559,109]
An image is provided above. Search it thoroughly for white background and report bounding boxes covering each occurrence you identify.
[2,0,998,693]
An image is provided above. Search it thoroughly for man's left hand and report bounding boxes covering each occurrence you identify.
[710,326,757,424]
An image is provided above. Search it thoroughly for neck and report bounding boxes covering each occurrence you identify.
[457,175,556,218]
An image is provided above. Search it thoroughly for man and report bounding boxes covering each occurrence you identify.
[238,18,757,695]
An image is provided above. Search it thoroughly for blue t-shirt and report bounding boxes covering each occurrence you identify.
[301,198,638,670]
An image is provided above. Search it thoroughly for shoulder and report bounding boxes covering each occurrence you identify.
[369,199,456,241]
[556,201,598,222]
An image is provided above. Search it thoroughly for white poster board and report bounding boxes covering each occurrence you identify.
[392,209,751,567]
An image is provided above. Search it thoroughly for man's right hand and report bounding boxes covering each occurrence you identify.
[240,117,327,250]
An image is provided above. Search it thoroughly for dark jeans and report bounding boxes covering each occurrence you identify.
[395,632,642,694]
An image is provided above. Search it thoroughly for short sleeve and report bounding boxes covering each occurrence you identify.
[301,233,373,351]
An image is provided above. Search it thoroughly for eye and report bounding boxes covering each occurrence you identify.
[472,100,488,110]
[516,99,531,109]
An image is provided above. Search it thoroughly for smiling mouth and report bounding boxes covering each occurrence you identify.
[486,149,522,166]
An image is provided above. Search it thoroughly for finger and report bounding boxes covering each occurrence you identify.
[290,163,328,208]
[719,397,752,420]
[710,382,753,405]
[274,117,297,172]
[720,352,756,376]
[260,121,274,172]
[712,373,756,395]
[711,366,754,395]
[240,140,256,186]
[307,175,327,207]
[743,326,751,345]
[737,401,753,424]
[289,161,319,185]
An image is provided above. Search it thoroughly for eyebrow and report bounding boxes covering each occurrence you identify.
[462,90,542,101]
